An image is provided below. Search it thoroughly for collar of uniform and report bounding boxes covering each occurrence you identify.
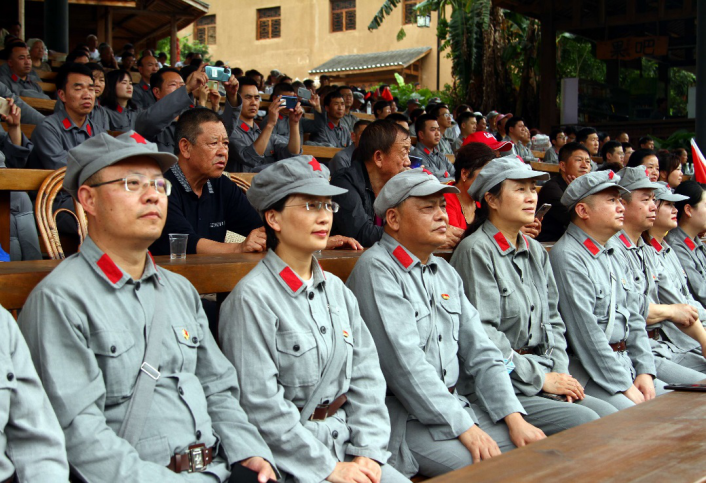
[140,79,150,90]
[649,237,663,253]
[418,142,436,156]
[10,73,19,82]
[262,249,325,296]
[79,236,162,288]
[60,114,93,136]
[617,230,642,250]
[170,163,213,195]
[481,220,528,256]
[566,223,611,259]
[379,233,431,272]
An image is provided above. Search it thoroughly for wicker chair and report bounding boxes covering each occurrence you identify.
[223,172,251,244]
[35,167,88,259]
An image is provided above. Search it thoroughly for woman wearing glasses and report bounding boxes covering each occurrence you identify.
[219,156,408,483]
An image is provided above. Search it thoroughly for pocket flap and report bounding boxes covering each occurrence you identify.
[276,331,317,357]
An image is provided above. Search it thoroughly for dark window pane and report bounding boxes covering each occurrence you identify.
[259,7,280,19]
[271,18,281,38]
[207,26,216,45]
[259,20,270,39]
[332,0,355,12]
[404,3,416,24]
[196,27,206,44]
[332,11,343,32]
[345,9,356,30]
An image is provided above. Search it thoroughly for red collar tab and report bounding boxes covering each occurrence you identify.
[116,105,124,113]
[392,246,413,269]
[328,121,335,130]
[522,234,529,248]
[189,104,194,109]
[62,118,72,130]
[11,74,18,82]
[309,158,322,171]
[422,168,433,176]
[493,232,511,252]
[583,238,600,256]
[649,238,663,252]
[279,267,303,292]
[475,201,481,209]
[423,147,430,155]
[685,237,696,251]
[96,253,123,284]
[130,132,147,144]
[86,123,93,136]
[240,122,250,132]
[619,233,632,248]
[142,83,149,91]
[278,114,283,120]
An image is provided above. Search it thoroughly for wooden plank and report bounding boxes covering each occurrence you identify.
[20,97,55,114]
[36,71,57,81]
[352,112,375,121]
[38,82,56,94]
[532,150,546,160]
[0,169,54,191]
[130,71,142,84]
[302,145,342,161]
[1,122,36,140]
[445,154,455,165]
[426,389,706,483]
[225,172,255,184]
[531,161,560,173]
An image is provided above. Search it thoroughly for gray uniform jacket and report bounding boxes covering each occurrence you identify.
[27,112,105,170]
[549,223,656,394]
[53,98,135,133]
[220,250,391,483]
[513,142,537,163]
[450,221,569,396]
[665,226,706,308]
[309,113,351,149]
[264,114,303,141]
[329,144,356,174]
[228,119,298,172]
[132,79,156,109]
[103,104,139,132]
[410,143,455,180]
[18,236,274,482]
[340,113,357,134]
[0,70,50,100]
[0,306,69,482]
[347,234,524,476]
[437,137,454,156]
[612,231,653,320]
[0,82,45,125]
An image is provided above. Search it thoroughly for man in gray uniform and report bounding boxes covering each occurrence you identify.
[0,82,45,125]
[132,55,159,109]
[338,86,358,134]
[410,114,455,180]
[262,82,303,140]
[228,77,302,172]
[613,167,705,380]
[309,91,351,148]
[0,42,50,100]
[329,119,370,174]
[19,131,277,483]
[348,169,546,478]
[549,170,666,411]
[0,305,69,482]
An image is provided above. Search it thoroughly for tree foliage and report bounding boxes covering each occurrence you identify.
[156,35,211,65]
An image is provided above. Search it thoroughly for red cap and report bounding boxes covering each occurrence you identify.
[461,132,513,151]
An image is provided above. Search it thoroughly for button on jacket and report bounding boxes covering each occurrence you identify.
[549,223,656,394]
[347,234,524,475]
[149,164,263,255]
[228,120,297,172]
[450,220,569,396]
[0,306,69,482]
[410,143,455,180]
[132,79,156,109]
[220,251,391,483]
[19,236,274,482]
[665,226,706,308]
[330,161,383,247]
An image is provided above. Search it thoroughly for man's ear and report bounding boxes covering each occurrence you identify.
[77,185,98,217]
[575,202,590,221]
[57,89,67,104]
[385,206,401,232]
[178,138,192,159]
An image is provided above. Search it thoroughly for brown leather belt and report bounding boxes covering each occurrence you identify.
[167,444,214,473]
[299,394,348,421]
[610,340,627,352]
[647,328,660,340]
[514,346,536,355]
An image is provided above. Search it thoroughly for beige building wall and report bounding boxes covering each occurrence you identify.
[178,0,453,90]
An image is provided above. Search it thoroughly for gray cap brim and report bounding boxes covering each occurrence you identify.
[469,168,549,201]
[373,181,459,218]
[561,182,629,208]
[622,179,663,192]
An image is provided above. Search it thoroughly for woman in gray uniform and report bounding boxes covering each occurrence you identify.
[219,155,408,483]
[100,69,140,131]
[450,155,618,422]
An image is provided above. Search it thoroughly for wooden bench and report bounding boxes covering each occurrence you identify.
[302,145,342,161]
[20,97,55,115]
[531,162,560,174]
[532,150,546,160]
[426,388,706,483]
[130,72,142,84]
[36,71,57,81]
[1,122,36,140]
[38,82,56,95]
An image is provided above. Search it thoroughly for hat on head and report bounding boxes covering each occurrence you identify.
[64,131,177,200]
[560,170,629,209]
[246,155,347,213]
[373,168,459,218]
[353,91,365,102]
[427,97,442,105]
[461,131,513,152]
[468,154,549,201]
[486,110,499,119]
[472,111,483,117]
[495,113,509,126]
[654,182,688,202]
[407,98,421,105]
[617,166,662,192]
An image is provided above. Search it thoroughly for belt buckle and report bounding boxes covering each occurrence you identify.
[188,444,207,473]
[308,404,329,422]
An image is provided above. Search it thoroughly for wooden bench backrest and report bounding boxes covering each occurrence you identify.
[302,145,341,161]
[38,81,57,94]
[36,71,58,81]
[20,96,56,114]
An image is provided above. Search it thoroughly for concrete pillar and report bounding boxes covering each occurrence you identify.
[696,0,705,152]
[539,0,557,133]
[44,0,69,53]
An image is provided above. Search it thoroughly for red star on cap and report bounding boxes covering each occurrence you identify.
[645,169,650,177]
[309,158,322,171]
[608,171,615,179]
[130,132,147,144]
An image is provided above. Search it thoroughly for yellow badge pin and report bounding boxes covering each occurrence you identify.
[182,329,190,340]
[441,294,450,300]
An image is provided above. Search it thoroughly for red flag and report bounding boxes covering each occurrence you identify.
[691,138,705,184]
[381,86,394,102]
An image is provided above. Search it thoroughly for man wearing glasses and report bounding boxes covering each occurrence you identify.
[19,131,278,483]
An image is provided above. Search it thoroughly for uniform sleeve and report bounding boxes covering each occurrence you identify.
[340,287,391,464]
[0,82,45,125]
[549,249,635,394]
[18,290,205,483]
[219,290,337,483]
[220,97,241,138]
[622,279,657,378]
[28,121,68,170]
[346,258,475,441]
[135,86,191,143]
[0,131,32,168]
[103,107,132,132]
[673,245,707,308]
[542,247,571,376]
[450,243,545,397]
[3,307,69,483]
[228,128,264,172]
[330,175,383,247]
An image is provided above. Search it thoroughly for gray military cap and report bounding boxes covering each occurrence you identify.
[246,155,347,212]
[64,131,177,200]
[560,170,629,208]
[654,182,689,202]
[617,166,662,192]
[373,168,459,218]
[468,154,549,201]
[486,110,499,119]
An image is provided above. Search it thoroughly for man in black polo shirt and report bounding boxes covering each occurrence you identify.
[150,108,265,255]
[537,142,592,242]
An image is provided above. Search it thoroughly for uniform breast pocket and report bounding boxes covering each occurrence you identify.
[0,357,16,429]
[593,281,610,320]
[276,331,319,387]
[413,305,432,349]
[499,284,521,322]
[439,297,462,342]
[91,330,138,400]
[172,323,202,372]
[334,308,356,380]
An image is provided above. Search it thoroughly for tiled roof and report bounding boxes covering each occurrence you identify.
[309,47,432,74]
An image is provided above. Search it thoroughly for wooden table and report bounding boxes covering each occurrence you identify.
[426,388,706,483]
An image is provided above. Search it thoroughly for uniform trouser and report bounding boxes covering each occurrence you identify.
[584,378,670,411]
[515,394,614,436]
[670,351,707,373]
[655,356,705,383]
[10,192,42,261]
[405,404,515,477]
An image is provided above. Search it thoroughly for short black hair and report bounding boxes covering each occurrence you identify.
[303,79,314,89]
[238,76,259,88]
[245,69,263,79]
[638,136,653,146]
[576,127,597,143]
[431,104,450,119]
[658,151,681,176]
[457,111,476,126]
[323,90,344,107]
[621,142,633,151]
[385,112,409,124]
[353,119,372,133]
[409,108,424,123]
[6,41,27,57]
[453,142,495,183]
[150,67,181,91]
[558,142,590,163]
[56,62,94,91]
[415,113,437,138]
[674,181,706,219]
[174,107,223,155]
[358,120,409,163]
[373,100,390,117]
[550,128,565,142]
[121,51,135,59]
[65,50,90,63]
[627,149,657,168]
[272,82,295,98]
[564,126,577,137]
[137,55,154,67]
[601,140,622,161]
[505,116,524,131]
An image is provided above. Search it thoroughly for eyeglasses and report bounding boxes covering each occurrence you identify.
[284,201,340,213]
[89,174,172,196]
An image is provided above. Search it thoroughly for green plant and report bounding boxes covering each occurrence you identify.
[383,73,448,107]
[652,130,696,151]
[156,34,211,65]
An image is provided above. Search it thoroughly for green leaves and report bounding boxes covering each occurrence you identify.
[368,0,404,31]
